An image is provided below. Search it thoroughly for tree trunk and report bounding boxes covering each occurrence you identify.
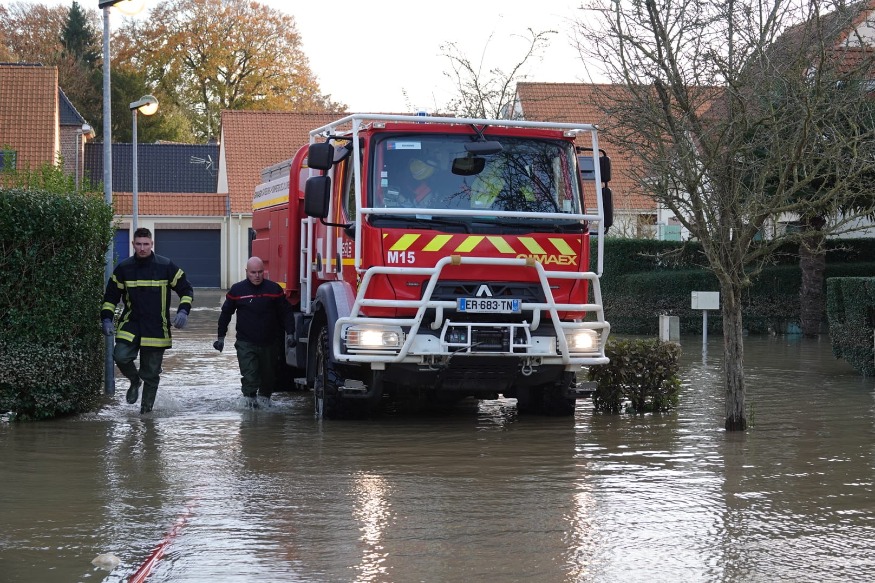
[799,223,827,338]
[722,285,747,431]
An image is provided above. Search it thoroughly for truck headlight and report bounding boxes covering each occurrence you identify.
[344,326,404,350]
[563,329,599,353]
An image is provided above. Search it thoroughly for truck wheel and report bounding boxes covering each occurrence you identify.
[517,373,577,416]
[313,325,345,419]
[540,372,577,417]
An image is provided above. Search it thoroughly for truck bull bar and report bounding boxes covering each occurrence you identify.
[332,255,610,367]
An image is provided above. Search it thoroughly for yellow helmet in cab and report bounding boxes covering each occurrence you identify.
[409,158,435,181]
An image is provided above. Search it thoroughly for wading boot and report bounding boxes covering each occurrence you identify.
[139,383,157,415]
[245,395,259,410]
[126,377,142,405]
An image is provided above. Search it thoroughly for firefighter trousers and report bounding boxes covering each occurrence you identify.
[113,340,165,410]
[234,339,277,398]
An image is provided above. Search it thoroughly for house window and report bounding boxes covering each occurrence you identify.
[0,149,17,171]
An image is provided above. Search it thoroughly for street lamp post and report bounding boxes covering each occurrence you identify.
[98,0,146,395]
[129,95,158,232]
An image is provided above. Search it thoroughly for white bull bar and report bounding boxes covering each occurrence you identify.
[332,255,610,367]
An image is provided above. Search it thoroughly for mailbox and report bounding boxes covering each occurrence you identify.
[691,291,720,310]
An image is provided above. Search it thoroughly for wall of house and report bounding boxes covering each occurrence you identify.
[59,128,86,186]
[225,214,253,288]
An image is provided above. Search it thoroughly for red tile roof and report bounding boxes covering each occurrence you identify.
[221,111,341,214]
[515,82,656,212]
[112,192,227,216]
[0,64,59,169]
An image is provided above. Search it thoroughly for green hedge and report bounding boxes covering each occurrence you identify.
[0,188,113,420]
[827,277,875,376]
[595,238,875,335]
[588,338,682,413]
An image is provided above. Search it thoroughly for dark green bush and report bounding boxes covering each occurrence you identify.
[588,338,682,413]
[0,186,113,420]
[827,277,875,376]
[595,238,875,335]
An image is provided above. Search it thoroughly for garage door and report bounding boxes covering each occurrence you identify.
[113,228,129,266]
[154,229,220,288]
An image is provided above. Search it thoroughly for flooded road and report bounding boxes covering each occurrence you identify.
[2,289,875,582]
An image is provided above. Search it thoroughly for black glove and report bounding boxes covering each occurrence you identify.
[213,337,224,352]
[173,311,188,329]
[286,334,297,348]
[101,319,114,337]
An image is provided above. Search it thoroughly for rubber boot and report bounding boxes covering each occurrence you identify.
[126,377,142,405]
[140,383,158,414]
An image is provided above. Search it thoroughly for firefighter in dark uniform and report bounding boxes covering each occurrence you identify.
[214,256,294,408]
[101,227,194,414]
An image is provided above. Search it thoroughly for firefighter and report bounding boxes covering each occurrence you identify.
[405,157,467,208]
[101,227,193,414]
[213,256,294,408]
[405,157,439,205]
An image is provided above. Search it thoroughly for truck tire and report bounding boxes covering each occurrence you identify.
[516,373,577,417]
[313,325,345,419]
[540,372,577,417]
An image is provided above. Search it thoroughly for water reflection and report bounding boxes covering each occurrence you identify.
[2,297,875,582]
[351,472,391,581]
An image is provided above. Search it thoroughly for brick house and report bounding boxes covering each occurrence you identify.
[0,63,92,182]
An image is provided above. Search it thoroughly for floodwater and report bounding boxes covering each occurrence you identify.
[2,290,875,583]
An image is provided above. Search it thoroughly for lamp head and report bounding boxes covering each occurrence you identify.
[99,0,145,15]
[130,95,159,116]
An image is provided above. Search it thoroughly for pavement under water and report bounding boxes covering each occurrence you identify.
[1,289,874,582]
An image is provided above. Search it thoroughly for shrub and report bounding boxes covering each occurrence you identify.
[588,338,682,413]
[0,182,113,420]
[827,277,875,376]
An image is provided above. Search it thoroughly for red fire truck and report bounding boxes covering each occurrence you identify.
[252,113,612,418]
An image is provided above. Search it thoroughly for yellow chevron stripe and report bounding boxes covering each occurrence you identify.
[520,237,547,255]
[423,235,452,251]
[549,238,575,256]
[487,236,516,254]
[390,234,420,251]
[455,236,484,252]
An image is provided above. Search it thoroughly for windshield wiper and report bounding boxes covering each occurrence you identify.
[481,218,586,233]
[370,215,472,233]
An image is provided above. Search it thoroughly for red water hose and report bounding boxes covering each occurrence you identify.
[128,504,194,583]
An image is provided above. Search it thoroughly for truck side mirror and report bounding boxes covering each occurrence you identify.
[602,186,613,232]
[599,154,612,183]
[304,176,331,218]
[307,143,335,171]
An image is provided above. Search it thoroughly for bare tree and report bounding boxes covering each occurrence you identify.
[574,0,875,430]
[441,28,555,119]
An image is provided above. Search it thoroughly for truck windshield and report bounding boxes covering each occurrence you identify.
[370,134,582,219]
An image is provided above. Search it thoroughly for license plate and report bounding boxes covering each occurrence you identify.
[457,298,521,314]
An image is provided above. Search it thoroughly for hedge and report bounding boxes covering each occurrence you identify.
[594,238,875,335]
[827,277,875,376]
[0,187,114,420]
[588,338,682,413]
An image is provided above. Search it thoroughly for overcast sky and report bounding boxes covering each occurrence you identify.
[282,1,591,112]
[27,0,593,112]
